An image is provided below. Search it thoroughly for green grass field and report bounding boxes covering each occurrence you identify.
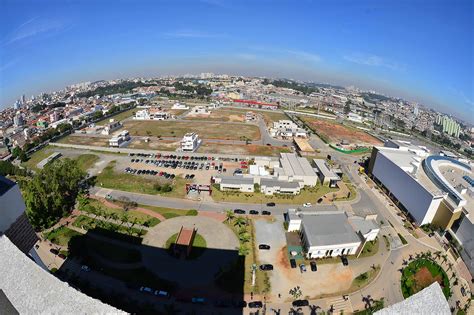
[44,226,82,246]
[22,146,54,170]
[96,161,190,197]
[165,232,207,249]
[95,108,137,125]
[123,120,261,140]
[75,154,99,172]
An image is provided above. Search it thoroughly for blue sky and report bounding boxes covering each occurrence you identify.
[1,0,472,121]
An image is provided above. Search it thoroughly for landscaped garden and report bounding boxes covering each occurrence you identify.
[44,226,82,246]
[400,258,450,299]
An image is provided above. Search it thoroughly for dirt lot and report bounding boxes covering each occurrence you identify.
[412,267,442,293]
[57,135,109,146]
[184,109,248,122]
[128,139,180,151]
[259,111,288,127]
[300,116,382,146]
[197,143,291,156]
[122,120,261,140]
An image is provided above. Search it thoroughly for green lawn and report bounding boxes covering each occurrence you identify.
[73,215,146,237]
[95,108,137,125]
[359,238,379,258]
[212,184,337,204]
[165,232,207,249]
[401,258,450,299]
[75,154,99,172]
[351,265,381,290]
[22,146,54,170]
[96,161,190,197]
[139,204,197,218]
[44,226,82,246]
[83,199,160,227]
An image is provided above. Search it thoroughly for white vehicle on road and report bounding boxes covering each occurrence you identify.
[303,203,312,208]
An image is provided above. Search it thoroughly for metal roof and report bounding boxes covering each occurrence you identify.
[0,176,15,196]
[301,212,361,247]
[313,159,340,180]
[280,153,316,177]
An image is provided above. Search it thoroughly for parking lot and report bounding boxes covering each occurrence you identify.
[254,218,355,301]
[122,152,244,185]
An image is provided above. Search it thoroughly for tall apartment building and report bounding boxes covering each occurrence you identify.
[436,115,461,138]
[181,132,201,152]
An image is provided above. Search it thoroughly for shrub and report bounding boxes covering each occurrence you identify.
[186,209,198,216]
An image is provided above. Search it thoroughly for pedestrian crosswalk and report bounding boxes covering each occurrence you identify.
[326,296,353,314]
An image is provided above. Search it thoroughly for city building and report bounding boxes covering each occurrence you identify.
[214,176,254,192]
[285,209,379,259]
[189,106,210,115]
[171,102,189,110]
[109,130,130,147]
[313,159,341,187]
[260,178,301,195]
[37,152,62,169]
[180,132,201,152]
[269,120,308,138]
[275,153,318,186]
[101,120,122,135]
[134,109,171,120]
[293,138,315,156]
[436,114,461,138]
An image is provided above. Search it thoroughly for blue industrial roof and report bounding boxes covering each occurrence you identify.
[0,176,16,196]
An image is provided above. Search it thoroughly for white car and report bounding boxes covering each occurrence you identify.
[303,203,312,208]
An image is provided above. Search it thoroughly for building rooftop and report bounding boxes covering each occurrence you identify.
[301,211,361,247]
[313,159,340,180]
[0,176,15,196]
[374,282,450,315]
[294,138,314,152]
[260,178,301,189]
[280,153,317,177]
[219,176,254,186]
[0,236,125,314]
[348,216,379,235]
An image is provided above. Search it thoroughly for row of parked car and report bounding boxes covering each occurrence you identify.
[233,209,272,215]
[124,167,176,179]
[129,152,246,164]
[131,158,226,172]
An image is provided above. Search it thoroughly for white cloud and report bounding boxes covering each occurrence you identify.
[6,17,66,45]
[162,30,226,39]
[344,53,404,71]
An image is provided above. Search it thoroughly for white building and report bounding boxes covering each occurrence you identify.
[275,153,318,186]
[171,102,189,110]
[189,106,210,115]
[313,159,341,187]
[181,132,201,152]
[215,176,254,192]
[285,209,379,259]
[270,120,308,138]
[260,178,301,195]
[109,130,130,147]
[134,109,171,120]
[101,120,122,135]
[347,112,363,123]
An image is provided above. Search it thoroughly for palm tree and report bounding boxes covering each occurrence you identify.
[434,251,442,260]
[110,212,119,223]
[447,262,453,271]
[136,229,146,238]
[234,217,247,228]
[309,305,321,315]
[442,254,448,265]
[120,213,129,227]
[225,209,235,223]
[238,245,250,256]
[239,233,251,243]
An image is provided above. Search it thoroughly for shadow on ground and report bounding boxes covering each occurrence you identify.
[56,228,245,314]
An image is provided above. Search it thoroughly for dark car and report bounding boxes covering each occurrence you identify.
[248,301,263,308]
[58,253,67,259]
[266,202,276,207]
[259,264,273,271]
[341,256,349,266]
[249,210,259,215]
[290,258,297,269]
[310,261,317,272]
[292,299,309,307]
[50,248,59,255]
[233,209,246,214]
[258,244,271,250]
[261,210,271,215]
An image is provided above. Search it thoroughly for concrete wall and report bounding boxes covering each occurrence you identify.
[372,151,436,225]
[306,243,361,258]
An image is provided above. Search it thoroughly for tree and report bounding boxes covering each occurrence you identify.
[22,158,87,230]
[239,233,251,243]
[238,245,250,256]
[344,101,351,115]
[234,217,247,228]
[225,209,235,223]
[289,286,303,300]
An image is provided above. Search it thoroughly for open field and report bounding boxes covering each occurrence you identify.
[23,145,54,170]
[128,139,180,151]
[123,120,261,140]
[75,154,99,172]
[259,110,288,126]
[184,108,248,122]
[57,135,109,146]
[300,116,383,146]
[212,184,337,204]
[197,143,291,156]
[95,108,137,125]
[96,161,191,198]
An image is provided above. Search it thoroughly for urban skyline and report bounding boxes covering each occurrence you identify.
[1,0,473,120]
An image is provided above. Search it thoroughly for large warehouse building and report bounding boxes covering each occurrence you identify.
[368,141,474,275]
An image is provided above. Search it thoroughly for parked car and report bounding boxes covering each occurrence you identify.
[258,244,271,250]
[191,297,206,304]
[292,299,309,307]
[259,264,274,271]
[261,210,271,215]
[248,301,263,308]
[290,259,297,269]
[154,290,170,298]
[303,203,312,208]
[266,202,276,207]
[139,286,153,294]
[341,256,349,266]
[49,248,59,255]
[299,263,307,273]
[249,210,259,215]
[310,261,317,272]
[233,209,246,214]
[81,265,91,272]
[105,194,113,200]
